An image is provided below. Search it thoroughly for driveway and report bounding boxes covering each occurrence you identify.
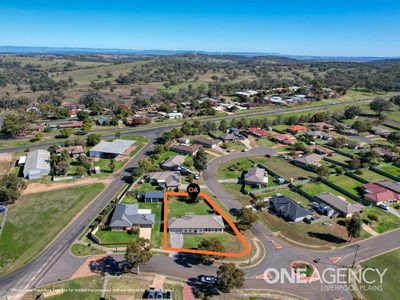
[387,205,400,218]
[169,232,183,248]
[139,227,152,240]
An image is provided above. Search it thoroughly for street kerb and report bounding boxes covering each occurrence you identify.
[163,191,252,257]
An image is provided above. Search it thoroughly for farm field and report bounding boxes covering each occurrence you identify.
[0,184,104,275]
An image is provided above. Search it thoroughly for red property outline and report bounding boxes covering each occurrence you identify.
[163,191,251,257]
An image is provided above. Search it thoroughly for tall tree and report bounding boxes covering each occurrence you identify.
[344,106,362,119]
[193,148,207,174]
[369,99,392,115]
[390,95,400,110]
[216,263,245,293]
[86,133,101,146]
[346,213,362,242]
[125,238,153,274]
[0,174,27,205]
[236,207,258,231]
[197,238,225,265]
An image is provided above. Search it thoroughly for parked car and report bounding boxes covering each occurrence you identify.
[378,203,389,211]
[0,205,6,212]
[147,287,156,298]
[199,275,216,284]
[156,289,163,299]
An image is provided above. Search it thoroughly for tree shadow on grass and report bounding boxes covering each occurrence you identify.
[307,232,347,244]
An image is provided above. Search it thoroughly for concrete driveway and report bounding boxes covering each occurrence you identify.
[169,232,183,248]
[387,205,400,218]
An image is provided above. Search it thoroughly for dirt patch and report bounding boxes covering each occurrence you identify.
[0,153,14,176]
[23,177,113,195]
[71,255,107,279]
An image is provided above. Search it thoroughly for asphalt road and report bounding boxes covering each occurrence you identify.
[0,95,394,154]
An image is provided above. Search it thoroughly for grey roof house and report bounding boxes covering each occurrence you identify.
[244,167,268,187]
[23,149,51,179]
[269,195,312,222]
[168,215,225,234]
[315,192,364,217]
[89,139,135,160]
[143,191,165,203]
[294,153,323,167]
[148,171,181,190]
[109,204,155,229]
[161,155,186,170]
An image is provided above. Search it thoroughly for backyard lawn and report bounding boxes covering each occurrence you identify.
[327,175,363,198]
[361,206,400,233]
[357,169,395,182]
[376,164,400,177]
[257,188,314,209]
[167,196,214,218]
[0,184,105,275]
[358,249,400,300]
[300,182,354,203]
[217,156,270,179]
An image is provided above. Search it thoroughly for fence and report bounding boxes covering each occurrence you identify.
[369,166,400,182]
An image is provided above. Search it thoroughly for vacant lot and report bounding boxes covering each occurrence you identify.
[361,206,400,233]
[358,249,400,300]
[0,183,104,275]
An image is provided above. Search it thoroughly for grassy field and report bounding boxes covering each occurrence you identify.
[183,232,244,253]
[300,181,355,203]
[376,164,400,177]
[95,230,138,245]
[327,175,363,198]
[167,196,214,218]
[361,206,400,233]
[0,183,104,275]
[262,157,315,180]
[217,156,270,179]
[222,183,253,205]
[357,169,395,182]
[358,249,400,300]
[223,141,246,152]
[70,243,106,256]
[255,138,276,148]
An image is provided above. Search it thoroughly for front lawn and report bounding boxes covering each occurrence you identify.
[222,141,246,152]
[361,206,400,233]
[217,156,270,179]
[255,138,276,148]
[0,184,105,275]
[183,232,245,253]
[358,249,400,300]
[70,243,106,256]
[95,229,139,245]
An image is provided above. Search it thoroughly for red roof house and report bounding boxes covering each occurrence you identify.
[247,127,271,138]
[273,133,297,145]
[361,182,400,204]
[287,125,309,134]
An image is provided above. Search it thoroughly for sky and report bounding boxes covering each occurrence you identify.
[0,0,399,57]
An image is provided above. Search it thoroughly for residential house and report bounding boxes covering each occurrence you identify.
[371,126,391,138]
[315,192,364,217]
[148,171,181,190]
[56,145,85,158]
[143,191,165,203]
[371,147,399,161]
[58,121,83,129]
[89,139,136,160]
[94,115,111,126]
[244,167,268,187]
[23,150,51,179]
[177,137,190,144]
[161,155,186,170]
[247,127,271,138]
[308,145,335,156]
[168,215,225,234]
[272,133,296,145]
[361,182,400,204]
[306,131,331,140]
[220,133,239,142]
[167,112,183,119]
[109,204,155,229]
[269,195,313,222]
[193,137,221,148]
[294,153,323,168]
[287,125,309,134]
[170,144,202,156]
[311,122,335,131]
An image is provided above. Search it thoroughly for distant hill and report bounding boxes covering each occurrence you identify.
[0,45,398,62]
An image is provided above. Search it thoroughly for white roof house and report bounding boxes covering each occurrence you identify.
[23,150,51,179]
[167,112,183,119]
[89,139,135,159]
[18,155,27,166]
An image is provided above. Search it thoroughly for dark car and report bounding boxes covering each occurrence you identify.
[165,290,172,299]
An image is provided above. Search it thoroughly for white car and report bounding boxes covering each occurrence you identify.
[378,203,389,211]
[199,275,216,284]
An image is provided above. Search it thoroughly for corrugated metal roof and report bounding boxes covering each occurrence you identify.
[89,139,135,155]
